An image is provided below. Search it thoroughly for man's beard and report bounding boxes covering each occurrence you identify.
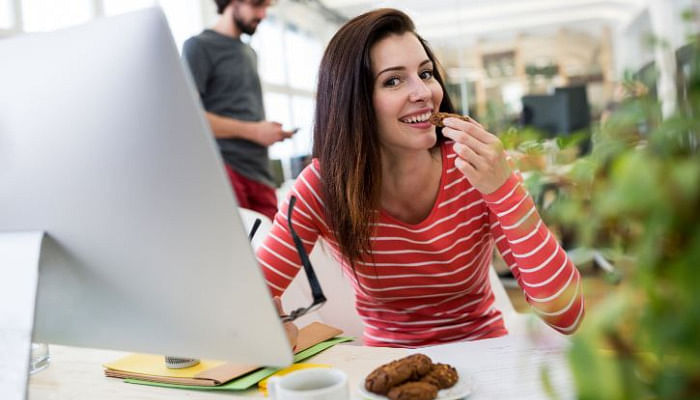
[233,14,260,35]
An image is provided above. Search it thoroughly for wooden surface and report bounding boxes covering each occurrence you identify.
[29,333,574,399]
[28,344,407,399]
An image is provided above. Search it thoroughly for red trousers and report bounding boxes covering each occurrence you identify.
[224,164,278,221]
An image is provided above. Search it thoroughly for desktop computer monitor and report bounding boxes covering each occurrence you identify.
[521,86,591,136]
[0,7,293,370]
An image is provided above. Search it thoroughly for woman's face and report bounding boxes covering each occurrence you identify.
[370,32,444,155]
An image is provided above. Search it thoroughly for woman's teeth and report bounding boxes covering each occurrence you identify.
[401,111,432,124]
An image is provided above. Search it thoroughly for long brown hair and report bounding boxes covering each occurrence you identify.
[312,8,455,267]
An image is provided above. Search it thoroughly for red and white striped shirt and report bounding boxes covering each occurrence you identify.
[257,141,584,347]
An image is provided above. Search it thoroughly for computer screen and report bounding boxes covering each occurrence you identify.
[521,94,562,136]
[521,86,591,137]
[0,8,292,367]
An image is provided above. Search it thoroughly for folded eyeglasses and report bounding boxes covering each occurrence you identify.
[249,195,326,323]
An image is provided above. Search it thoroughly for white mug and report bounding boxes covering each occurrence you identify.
[267,368,349,400]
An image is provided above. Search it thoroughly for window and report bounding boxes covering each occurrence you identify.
[10,0,324,182]
[502,81,524,115]
[264,92,294,164]
[103,0,201,50]
[290,95,315,155]
[284,27,322,91]
[1,0,14,29]
[253,17,323,179]
[102,0,155,16]
[158,0,202,51]
[250,18,286,86]
[21,0,93,32]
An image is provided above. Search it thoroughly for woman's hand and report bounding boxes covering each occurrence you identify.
[273,296,299,350]
[441,117,512,194]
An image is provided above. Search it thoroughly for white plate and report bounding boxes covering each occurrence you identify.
[357,370,472,400]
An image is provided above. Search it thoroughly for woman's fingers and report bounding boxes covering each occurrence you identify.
[284,321,299,349]
[453,142,486,170]
[442,127,490,154]
[442,127,480,154]
[443,125,504,165]
[273,296,298,349]
[443,117,497,145]
[273,296,284,314]
[444,127,498,169]
[454,156,476,177]
[442,118,512,194]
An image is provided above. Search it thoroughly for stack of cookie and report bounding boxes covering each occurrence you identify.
[364,354,459,400]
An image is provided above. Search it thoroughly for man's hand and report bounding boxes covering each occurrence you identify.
[204,113,296,144]
[273,296,299,350]
[253,121,295,146]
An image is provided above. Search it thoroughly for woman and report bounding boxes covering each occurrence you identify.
[258,8,584,347]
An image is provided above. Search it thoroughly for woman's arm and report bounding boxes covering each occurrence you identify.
[442,117,584,334]
[256,161,326,297]
[484,175,584,334]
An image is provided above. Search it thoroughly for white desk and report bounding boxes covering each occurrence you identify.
[29,335,574,399]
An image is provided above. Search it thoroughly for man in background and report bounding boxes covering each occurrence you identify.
[183,0,293,220]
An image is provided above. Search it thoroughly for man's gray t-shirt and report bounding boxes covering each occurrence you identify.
[182,29,273,187]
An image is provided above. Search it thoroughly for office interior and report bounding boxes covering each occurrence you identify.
[2,0,699,399]
[1,0,693,179]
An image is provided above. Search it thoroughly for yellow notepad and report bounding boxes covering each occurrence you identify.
[103,322,343,386]
[105,354,225,378]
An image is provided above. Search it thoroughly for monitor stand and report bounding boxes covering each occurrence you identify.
[0,231,45,400]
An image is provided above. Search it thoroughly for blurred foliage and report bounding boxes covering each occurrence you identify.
[525,63,560,78]
[500,126,546,150]
[494,21,700,398]
[482,100,513,135]
[551,33,699,399]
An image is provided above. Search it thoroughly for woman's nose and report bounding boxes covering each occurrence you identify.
[408,79,431,102]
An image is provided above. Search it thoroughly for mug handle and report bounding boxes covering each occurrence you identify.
[267,376,280,400]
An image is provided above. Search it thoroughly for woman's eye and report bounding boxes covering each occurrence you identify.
[383,77,400,87]
[420,70,434,80]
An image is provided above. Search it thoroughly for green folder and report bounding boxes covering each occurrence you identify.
[123,336,354,391]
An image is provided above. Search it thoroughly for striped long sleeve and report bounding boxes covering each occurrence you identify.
[484,174,585,334]
[257,141,584,347]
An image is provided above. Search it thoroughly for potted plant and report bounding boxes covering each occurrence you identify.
[552,31,700,399]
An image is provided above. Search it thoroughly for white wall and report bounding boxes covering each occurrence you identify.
[614,0,698,77]
[614,9,653,76]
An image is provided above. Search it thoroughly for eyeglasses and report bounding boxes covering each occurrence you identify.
[248,195,326,323]
[280,195,326,322]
